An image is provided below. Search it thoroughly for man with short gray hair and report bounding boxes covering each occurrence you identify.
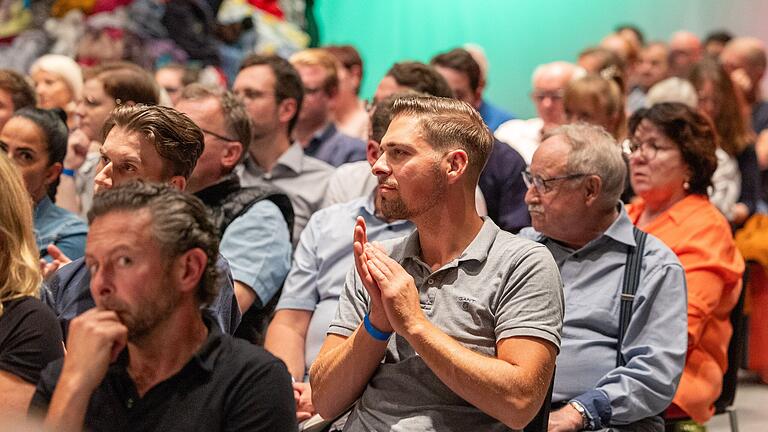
[519,124,688,431]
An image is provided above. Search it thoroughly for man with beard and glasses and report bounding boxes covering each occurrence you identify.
[29,182,296,431]
[310,96,564,431]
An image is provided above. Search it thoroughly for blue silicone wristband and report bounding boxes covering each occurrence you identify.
[62,168,76,177]
[363,314,392,341]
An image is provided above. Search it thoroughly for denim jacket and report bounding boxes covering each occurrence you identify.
[34,196,88,262]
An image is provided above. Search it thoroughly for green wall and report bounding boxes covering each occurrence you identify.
[315,0,768,119]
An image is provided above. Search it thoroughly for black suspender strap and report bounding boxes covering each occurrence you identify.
[617,227,647,368]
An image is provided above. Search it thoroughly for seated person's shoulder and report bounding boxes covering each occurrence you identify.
[302,154,335,173]
[0,297,64,385]
[492,229,554,262]
[217,335,292,379]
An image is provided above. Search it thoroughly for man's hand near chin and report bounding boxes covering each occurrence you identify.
[44,308,128,432]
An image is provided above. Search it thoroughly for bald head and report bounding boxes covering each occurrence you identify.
[669,31,702,77]
[721,37,767,102]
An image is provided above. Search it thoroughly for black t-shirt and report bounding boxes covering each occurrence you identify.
[0,296,64,384]
[30,316,297,432]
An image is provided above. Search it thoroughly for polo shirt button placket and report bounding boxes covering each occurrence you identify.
[126,398,134,409]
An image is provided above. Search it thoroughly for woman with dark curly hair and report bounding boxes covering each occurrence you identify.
[625,102,744,425]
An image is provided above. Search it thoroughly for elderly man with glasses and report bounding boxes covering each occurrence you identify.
[519,124,688,432]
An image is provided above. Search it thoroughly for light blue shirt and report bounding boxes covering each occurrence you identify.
[220,199,292,305]
[34,196,88,262]
[276,193,413,376]
[237,142,333,245]
[520,206,688,428]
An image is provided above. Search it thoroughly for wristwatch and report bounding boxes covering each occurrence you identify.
[569,400,590,430]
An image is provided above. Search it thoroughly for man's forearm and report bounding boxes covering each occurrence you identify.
[264,310,312,380]
[44,375,93,432]
[404,320,555,430]
[309,328,388,419]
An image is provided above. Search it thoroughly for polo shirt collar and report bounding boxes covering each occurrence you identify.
[401,217,498,265]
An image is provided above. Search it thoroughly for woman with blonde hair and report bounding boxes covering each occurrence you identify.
[0,152,64,415]
[30,54,83,129]
[564,73,627,140]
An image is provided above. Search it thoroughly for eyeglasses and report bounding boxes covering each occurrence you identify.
[622,138,675,160]
[201,128,239,143]
[522,169,588,193]
[530,89,565,102]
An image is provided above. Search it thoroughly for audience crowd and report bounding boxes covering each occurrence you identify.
[2,4,768,432]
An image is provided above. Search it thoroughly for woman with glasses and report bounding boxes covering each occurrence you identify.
[625,102,744,426]
[56,62,160,219]
[0,152,64,416]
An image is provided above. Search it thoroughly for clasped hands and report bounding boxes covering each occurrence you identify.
[353,217,425,337]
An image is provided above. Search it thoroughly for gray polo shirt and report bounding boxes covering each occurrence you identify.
[236,142,333,244]
[328,218,564,432]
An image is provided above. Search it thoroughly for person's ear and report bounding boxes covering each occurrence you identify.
[222,142,244,170]
[278,98,298,125]
[174,248,208,296]
[169,175,187,191]
[46,162,63,187]
[583,174,602,205]
[366,139,379,166]
[444,149,468,184]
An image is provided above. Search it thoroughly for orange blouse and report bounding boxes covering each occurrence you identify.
[627,194,744,424]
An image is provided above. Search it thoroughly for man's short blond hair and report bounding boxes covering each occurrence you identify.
[290,48,339,95]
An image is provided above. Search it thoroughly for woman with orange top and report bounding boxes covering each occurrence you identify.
[625,102,744,425]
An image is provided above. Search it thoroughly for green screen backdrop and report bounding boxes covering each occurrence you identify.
[315,0,768,119]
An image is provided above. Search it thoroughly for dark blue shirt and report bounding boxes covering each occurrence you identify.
[478,99,515,132]
[304,123,367,167]
[479,139,530,233]
[43,256,241,338]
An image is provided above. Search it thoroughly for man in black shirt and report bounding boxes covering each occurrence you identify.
[30,182,296,431]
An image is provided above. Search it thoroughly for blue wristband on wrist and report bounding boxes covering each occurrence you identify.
[62,168,75,177]
[363,314,392,341]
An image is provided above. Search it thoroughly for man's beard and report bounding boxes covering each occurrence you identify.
[100,275,179,342]
[377,163,447,220]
